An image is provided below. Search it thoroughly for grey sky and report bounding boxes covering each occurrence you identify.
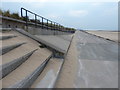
[1,0,118,30]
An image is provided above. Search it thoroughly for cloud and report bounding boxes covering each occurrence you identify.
[69,10,88,17]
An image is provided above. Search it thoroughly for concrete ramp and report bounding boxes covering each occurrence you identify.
[15,28,73,54]
[35,35,73,54]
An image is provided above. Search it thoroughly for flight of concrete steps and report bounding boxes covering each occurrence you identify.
[0,28,64,88]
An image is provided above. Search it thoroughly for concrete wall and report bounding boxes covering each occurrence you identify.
[27,26,71,35]
[1,16,25,29]
[2,19,24,29]
[1,16,71,35]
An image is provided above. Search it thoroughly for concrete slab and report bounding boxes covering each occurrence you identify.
[75,31,118,88]
[55,33,78,88]
[35,35,71,54]
[16,28,73,54]
[56,35,73,41]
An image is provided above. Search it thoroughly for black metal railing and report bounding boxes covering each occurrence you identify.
[21,7,69,33]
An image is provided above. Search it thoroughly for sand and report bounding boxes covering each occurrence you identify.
[86,31,119,43]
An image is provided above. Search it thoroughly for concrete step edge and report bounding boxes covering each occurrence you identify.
[10,54,52,88]
[0,35,17,40]
[0,49,38,79]
[0,42,26,55]
[0,28,12,32]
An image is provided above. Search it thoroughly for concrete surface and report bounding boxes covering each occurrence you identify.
[1,49,37,78]
[27,26,71,35]
[35,35,72,54]
[11,55,52,88]
[16,28,73,54]
[1,28,118,88]
[31,58,63,88]
[1,30,52,88]
[55,30,118,88]
[75,31,118,88]
[1,42,25,55]
[0,35,17,40]
[55,33,78,88]
[1,30,50,65]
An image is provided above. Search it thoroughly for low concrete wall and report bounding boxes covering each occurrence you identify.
[27,26,71,35]
[1,16,71,35]
[1,16,25,29]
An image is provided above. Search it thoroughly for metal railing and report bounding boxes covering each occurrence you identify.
[21,7,69,33]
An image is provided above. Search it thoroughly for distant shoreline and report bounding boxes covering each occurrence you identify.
[77,29,119,32]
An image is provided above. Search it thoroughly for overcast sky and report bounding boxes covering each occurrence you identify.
[1,0,118,30]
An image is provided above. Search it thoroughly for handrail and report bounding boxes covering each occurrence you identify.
[21,7,75,33]
[21,8,64,31]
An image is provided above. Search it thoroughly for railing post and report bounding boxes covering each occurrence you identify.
[59,24,60,31]
[54,22,56,35]
[26,10,28,29]
[51,21,52,30]
[35,14,37,28]
[42,17,43,29]
[21,8,23,17]
[54,22,55,30]
[47,20,48,30]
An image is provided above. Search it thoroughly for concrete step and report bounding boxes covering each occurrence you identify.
[1,43,39,65]
[0,43,26,55]
[0,49,37,79]
[31,58,64,88]
[2,49,52,88]
[10,54,52,88]
[1,30,49,65]
[0,35,17,40]
[0,28,12,32]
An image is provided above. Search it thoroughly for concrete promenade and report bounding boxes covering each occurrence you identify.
[55,30,118,88]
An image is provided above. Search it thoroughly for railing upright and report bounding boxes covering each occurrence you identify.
[47,20,48,30]
[35,14,37,28]
[25,10,28,29]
